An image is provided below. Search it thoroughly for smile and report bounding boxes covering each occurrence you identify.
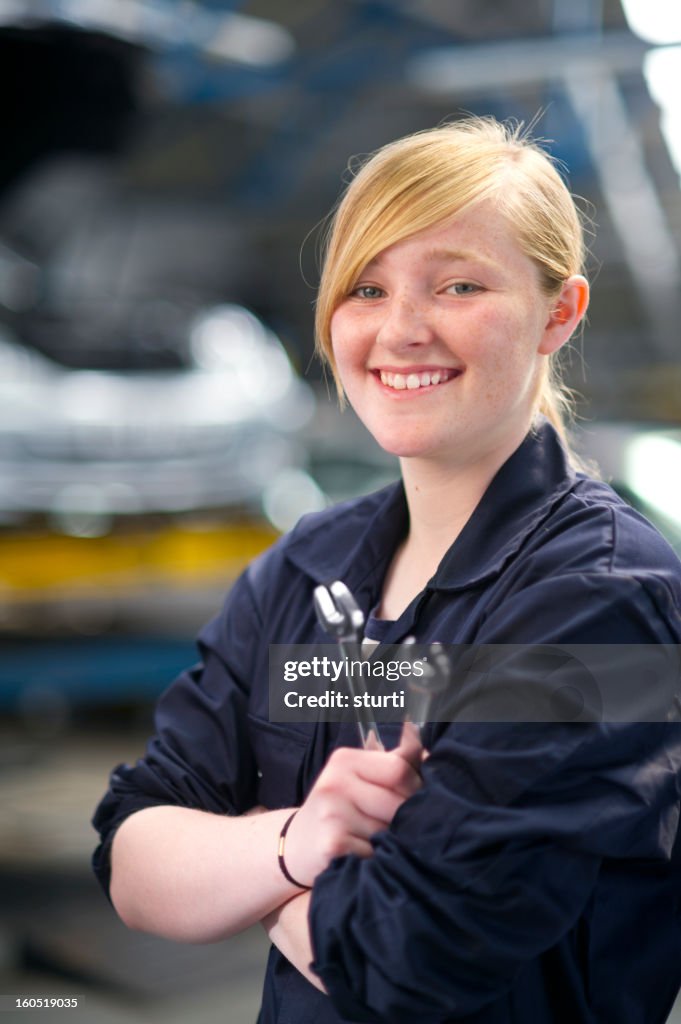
[377,368,462,391]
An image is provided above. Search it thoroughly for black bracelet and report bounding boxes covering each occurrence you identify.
[277,811,310,890]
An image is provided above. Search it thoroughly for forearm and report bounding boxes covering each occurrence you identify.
[110,804,298,943]
[258,724,423,990]
[263,891,325,993]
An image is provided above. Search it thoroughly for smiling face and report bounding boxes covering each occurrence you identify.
[330,201,583,470]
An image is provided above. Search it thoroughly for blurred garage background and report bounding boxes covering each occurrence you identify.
[0,1,680,1021]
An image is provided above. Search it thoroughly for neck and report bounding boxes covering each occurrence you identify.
[399,423,531,562]
[376,419,534,621]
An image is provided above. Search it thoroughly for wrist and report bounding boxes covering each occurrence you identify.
[277,811,311,890]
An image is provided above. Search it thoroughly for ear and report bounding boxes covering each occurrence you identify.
[538,275,589,356]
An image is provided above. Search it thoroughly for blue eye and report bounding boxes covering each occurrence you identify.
[448,282,480,296]
[352,285,384,299]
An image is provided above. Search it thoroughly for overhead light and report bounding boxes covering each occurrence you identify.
[644,46,681,184]
[625,434,681,529]
[619,2,681,189]
[620,0,681,45]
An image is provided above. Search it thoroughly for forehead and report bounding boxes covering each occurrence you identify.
[364,201,531,272]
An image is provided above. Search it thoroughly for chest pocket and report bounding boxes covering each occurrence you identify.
[247,715,310,809]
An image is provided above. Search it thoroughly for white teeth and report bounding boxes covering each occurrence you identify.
[379,369,454,390]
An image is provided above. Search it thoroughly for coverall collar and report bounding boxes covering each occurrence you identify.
[286,418,577,595]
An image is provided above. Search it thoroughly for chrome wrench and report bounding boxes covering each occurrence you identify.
[313,580,383,749]
[404,641,449,736]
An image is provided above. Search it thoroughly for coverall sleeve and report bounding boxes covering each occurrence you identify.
[311,722,681,1022]
[91,567,263,898]
[309,573,681,1022]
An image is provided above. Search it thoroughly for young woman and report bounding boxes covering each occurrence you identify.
[93,118,681,1024]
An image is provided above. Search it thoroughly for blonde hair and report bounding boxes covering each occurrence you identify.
[315,116,587,454]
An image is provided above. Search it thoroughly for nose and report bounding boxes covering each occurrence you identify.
[375,295,436,351]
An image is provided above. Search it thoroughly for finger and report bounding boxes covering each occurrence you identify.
[353,750,422,797]
[395,721,424,771]
[322,746,420,801]
[341,836,375,859]
[364,730,382,751]
[314,806,391,861]
[344,776,409,826]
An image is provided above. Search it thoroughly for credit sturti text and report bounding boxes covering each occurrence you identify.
[283,690,406,709]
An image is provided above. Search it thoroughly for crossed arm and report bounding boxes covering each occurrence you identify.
[109,724,423,981]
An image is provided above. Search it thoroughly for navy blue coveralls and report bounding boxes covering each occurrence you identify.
[93,421,681,1023]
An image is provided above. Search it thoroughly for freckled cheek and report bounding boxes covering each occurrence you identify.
[465,334,537,408]
[444,309,511,356]
[331,315,374,377]
[463,334,509,379]
[329,311,345,361]
[330,318,352,364]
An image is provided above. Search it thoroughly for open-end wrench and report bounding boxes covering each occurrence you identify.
[404,641,449,736]
[313,580,384,749]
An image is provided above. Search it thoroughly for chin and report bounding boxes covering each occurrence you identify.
[370,429,444,460]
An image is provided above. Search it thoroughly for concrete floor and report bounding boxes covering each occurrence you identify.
[0,945,267,1024]
[0,724,270,1023]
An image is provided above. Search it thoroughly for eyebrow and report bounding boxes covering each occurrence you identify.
[368,247,497,269]
[424,248,487,264]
